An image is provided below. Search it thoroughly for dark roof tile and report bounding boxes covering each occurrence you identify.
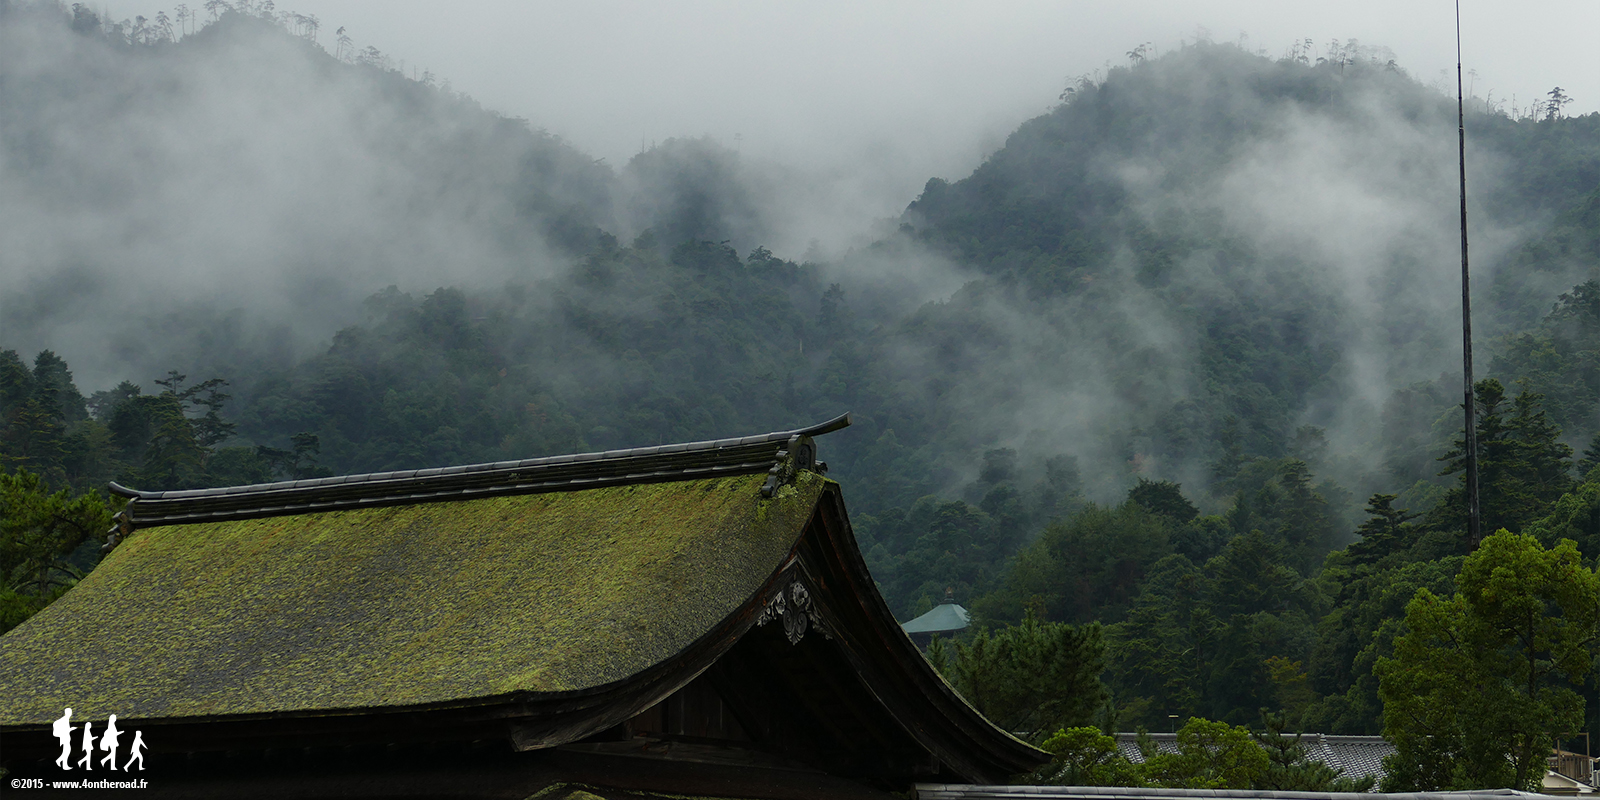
[1113,733,1395,792]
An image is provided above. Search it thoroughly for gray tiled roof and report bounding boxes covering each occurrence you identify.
[1113,733,1394,789]
[1306,735,1396,784]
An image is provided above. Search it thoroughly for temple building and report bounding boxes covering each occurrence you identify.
[901,589,972,648]
[0,414,1045,798]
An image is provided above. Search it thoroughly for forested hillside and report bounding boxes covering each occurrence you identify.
[4,1,1600,780]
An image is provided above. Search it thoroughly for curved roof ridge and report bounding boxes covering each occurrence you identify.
[108,413,850,526]
[111,413,850,501]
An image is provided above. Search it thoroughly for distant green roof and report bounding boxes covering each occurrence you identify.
[901,603,970,635]
[0,472,827,725]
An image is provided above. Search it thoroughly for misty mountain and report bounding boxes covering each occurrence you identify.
[3,3,1598,629]
[893,41,1598,496]
[0,4,772,386]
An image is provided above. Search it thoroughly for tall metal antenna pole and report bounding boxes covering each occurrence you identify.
[1456,0,1481,549]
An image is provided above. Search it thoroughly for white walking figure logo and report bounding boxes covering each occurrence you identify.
[126,730,147,771]
[51,707,147,771]
[51,707,75,770]
[77,719,95,770]
[99,714,121,771]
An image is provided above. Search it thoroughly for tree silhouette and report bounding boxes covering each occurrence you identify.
[1546,87,1573,121]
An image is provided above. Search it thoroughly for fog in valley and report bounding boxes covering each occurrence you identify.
[2,0,1596,523]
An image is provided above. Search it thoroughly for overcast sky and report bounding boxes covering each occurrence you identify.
[87,0,1600,211]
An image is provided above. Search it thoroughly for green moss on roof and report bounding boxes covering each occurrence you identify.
[0,473,827,725]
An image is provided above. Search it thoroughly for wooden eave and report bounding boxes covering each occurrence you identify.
[786,486,1045,782]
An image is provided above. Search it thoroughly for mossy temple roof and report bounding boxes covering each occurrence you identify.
[0,413,1046,790]
[0,416,847,724]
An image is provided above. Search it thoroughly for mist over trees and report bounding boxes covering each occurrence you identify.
[3,2,1600,787]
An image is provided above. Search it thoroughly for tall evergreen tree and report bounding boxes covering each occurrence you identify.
[1345,494,1421,568]
[1129,478,1200,524]
[0,469,115,633]
[1435,379,1570,540]
[1508,387,1575,504]
[1275,460,1339,574]
[1579,432,1600,480]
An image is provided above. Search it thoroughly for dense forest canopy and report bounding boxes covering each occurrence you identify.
[3,1,1600,786]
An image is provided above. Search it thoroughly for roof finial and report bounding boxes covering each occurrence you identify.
[944,586,955,604]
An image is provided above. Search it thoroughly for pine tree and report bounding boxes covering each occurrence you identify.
[1346,494,1421,568]
[1275,460,1338,574]
[1578,433,1600,480]
[0,351,83,479]
[1253,710,1377,791]
[1129,478,1199,523]
[1434,379,1566,540]
[0,469,114,633]
[949,612,1108,740]
[1508,387,1574,506]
